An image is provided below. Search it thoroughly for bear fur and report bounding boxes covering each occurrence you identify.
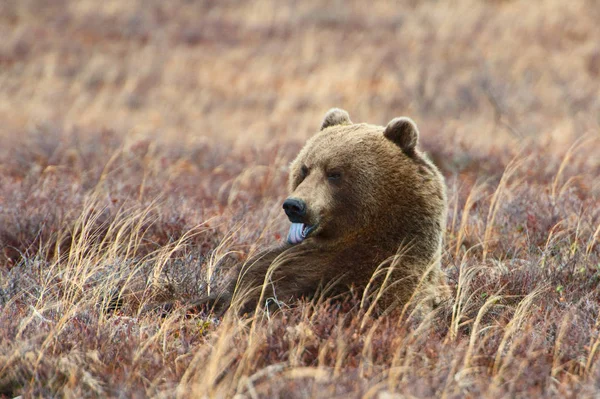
[213,108,448,315]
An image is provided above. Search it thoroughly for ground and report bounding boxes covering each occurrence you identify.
[0,0,599,397]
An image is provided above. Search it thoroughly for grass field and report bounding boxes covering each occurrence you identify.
[1,0,599,397]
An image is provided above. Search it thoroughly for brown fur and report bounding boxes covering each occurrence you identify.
[213,109,448,315]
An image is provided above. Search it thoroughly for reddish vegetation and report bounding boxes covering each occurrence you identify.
[1,1,599,397]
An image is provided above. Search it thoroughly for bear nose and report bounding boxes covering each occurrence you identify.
[282,198,306,223]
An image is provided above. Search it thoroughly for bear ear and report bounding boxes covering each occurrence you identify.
[320,108,352,130]
[384,117,419,153]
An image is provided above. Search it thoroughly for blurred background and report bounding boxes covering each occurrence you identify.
[2,0,599,147]
[1,0,599,264]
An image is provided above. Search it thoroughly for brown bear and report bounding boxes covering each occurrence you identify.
[211,108,448,315]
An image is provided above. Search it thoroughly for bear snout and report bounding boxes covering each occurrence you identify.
[282,197,307,223]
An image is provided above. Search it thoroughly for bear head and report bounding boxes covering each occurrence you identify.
[284,108,446,252]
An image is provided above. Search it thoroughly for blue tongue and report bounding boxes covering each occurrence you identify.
[287,223,305,245]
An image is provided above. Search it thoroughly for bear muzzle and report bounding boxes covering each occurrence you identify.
[283,198,318,244]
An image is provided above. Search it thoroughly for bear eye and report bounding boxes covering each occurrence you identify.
[327,171,342,181]
[300,165,309,178]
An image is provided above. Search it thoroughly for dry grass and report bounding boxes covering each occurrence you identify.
[1,0,599,397]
